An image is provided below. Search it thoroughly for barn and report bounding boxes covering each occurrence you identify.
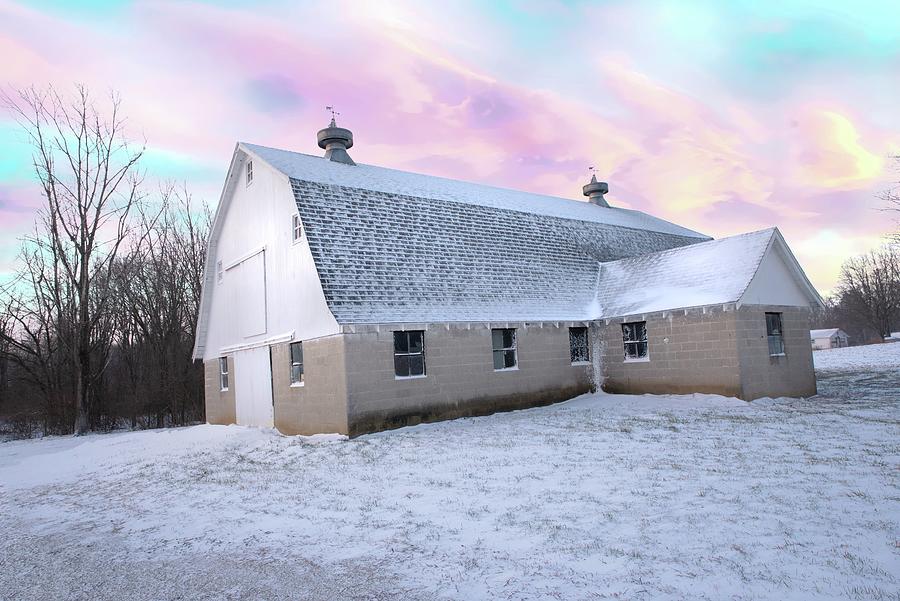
[192,120,823,436]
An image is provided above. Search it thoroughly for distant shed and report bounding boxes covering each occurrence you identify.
[811,328,849,350]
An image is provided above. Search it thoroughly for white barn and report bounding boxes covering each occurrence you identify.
[193,120,823,436]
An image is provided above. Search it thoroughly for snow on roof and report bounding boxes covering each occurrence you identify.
[289,178,705,324]
[811,328,842,338]
[592,229,776,318]
[242,143,708,239]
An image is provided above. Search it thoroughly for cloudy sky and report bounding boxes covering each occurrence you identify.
[1,0,898,294]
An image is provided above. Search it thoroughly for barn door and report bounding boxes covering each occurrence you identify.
[233,346,274,428]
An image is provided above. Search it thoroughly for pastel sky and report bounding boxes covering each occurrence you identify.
[1,0,899,294]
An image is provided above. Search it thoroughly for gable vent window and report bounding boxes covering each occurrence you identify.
[246,159,253,185]
[569,327,590,364]
[292,214,303,243]
[622,321,648,361]
[394,330,426,378]
[492,328,518,370]
[766,312,785,356]
[218,357,229,391]
[289,341,304,385]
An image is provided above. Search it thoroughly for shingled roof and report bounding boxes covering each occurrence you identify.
[241,144,709,324]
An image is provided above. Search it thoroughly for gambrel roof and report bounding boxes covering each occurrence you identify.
[242,144,709,324]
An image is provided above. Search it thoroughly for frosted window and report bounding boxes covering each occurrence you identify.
[289,342,304,384]
[569,327,590,363]
[622,322,648,360]
[394,331,426,377]
[492,328,517,370]
[766,312,784,355]
[218,357,229,390]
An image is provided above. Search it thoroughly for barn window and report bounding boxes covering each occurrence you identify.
[766,312,785,355]
[569,327,590,364]
[394,330,426,378]
[289,342,304,385]
[218,357,229,391]
[492,328,517,370]
[622,321,648,361]
[246,159,253,185]
[292,214,303,243]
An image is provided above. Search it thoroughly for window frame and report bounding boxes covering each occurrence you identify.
[218,356,229,391]
[491,328,518,371]
[569,326,590,365]
[622,321,649,362]
[289,341,304,386]
[291,213,303,244]
[766,312,785,356]
[246,159,253,186]
[393,330,426,379]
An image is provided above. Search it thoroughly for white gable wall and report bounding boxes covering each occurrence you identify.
[740,243,813,308]
[201,152,340,362]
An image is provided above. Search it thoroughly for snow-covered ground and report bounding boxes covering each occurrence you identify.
[813,340,900,371]
[2,346,898,600]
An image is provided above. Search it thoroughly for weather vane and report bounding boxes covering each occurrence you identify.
[325,105,340,125]
[588,165,597,177]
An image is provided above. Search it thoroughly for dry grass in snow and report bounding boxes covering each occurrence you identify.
[1,344,898,600]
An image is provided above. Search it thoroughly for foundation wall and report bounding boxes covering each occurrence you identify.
[203,357,236,425]
[736,305,817,400]
[270,335,349,435]
[598,307,743,398]
[343,323,594,436]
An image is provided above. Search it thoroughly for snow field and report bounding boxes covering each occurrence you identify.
[1,344,898,600]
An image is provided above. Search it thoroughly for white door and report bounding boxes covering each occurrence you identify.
[233,346,274,428]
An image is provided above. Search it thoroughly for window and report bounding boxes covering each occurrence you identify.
[766,312,785,356]
[246,159,253,185]
[289,342,304,385]
[218,357,229,391]
[394,330,426,377]
[569,327,590,363]
[492,328,517,370]
[292,214,302,243]
[622,321,648,361]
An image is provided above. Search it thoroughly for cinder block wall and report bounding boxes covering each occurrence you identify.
[598,307,743,397]
[204,357,236,425]
[270,335,350,435]
[343,323,593,436]
[736,305,816,399]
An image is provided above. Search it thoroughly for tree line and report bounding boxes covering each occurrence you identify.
[812,243,900,343]
[0,86,210,437]
[0,87,897,438]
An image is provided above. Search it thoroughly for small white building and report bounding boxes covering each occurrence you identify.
[810,328,849,350]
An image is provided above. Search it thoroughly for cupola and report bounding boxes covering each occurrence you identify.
[317,107,355,165]
[582,173,609,207]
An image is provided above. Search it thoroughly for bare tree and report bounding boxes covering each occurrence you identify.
[835,244,900,340]
[113,186,210,427]
[881,154,900,242]
[2,86,145,434]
